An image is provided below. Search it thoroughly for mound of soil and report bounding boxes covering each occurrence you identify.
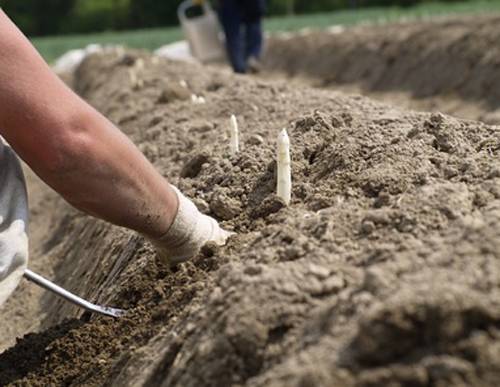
[2,49,500,386]
[263,15,500,123]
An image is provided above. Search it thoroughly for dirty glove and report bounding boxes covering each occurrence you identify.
[150,185,233,266]
[0,139,29,307]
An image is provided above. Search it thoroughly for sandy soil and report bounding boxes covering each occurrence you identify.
[262,15,500,124]
[2,14,500,387]
[0,46,499,386]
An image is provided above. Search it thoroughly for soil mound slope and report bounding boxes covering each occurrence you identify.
[263,15,500,123]
[2,50,500,386]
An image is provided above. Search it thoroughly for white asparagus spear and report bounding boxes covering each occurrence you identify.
[128,68,137,86]
[135,58,145,70]
[230,115,240,154]
[277,128,291,205]
[128,68,143,89]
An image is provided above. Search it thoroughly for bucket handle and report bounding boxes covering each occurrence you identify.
[178,0,214,23]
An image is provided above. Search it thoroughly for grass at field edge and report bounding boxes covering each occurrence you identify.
[32,0,500,63]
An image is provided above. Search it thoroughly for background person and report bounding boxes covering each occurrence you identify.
[218,0,266,73]
[194,0,266,73]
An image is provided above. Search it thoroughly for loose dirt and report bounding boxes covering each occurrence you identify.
[2,21,500,386]
[263,15,500,124]
[0,168,68,352]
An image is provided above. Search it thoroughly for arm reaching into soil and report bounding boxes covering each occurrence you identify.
[0,10,231,264]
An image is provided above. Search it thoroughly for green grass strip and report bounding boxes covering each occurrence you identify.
[31,0,500,63]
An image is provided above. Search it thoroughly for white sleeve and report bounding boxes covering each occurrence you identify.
[0,138,29,307]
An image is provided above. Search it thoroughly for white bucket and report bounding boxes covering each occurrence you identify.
[178,1,226,63]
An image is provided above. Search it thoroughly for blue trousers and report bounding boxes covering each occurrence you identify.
[218,0,265,73]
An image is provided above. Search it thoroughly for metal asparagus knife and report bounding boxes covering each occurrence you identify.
[24,269,125,318]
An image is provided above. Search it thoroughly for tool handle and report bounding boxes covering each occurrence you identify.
[24,269,124,318]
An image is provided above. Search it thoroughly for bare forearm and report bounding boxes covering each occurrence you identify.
[0,10,177,238]
[43,107,178,238]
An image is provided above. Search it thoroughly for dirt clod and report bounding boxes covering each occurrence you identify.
[157,83,191,104]
[180,152,211,178]
[250,194,286,219]
[210,189,242,220]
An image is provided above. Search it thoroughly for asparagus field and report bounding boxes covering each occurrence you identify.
[2,15,500,387]
[263,15,500,124]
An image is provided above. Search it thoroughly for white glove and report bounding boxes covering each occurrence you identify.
[150,185,233,266]
[0,138,29,307]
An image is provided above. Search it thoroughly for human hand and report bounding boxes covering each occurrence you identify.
[150,185,233,266]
